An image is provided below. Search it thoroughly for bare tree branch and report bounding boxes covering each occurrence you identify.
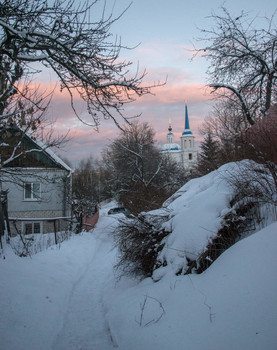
[0,0,163,127]
[195,7,277,124]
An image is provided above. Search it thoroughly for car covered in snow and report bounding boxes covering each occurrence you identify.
[108,207,130,216]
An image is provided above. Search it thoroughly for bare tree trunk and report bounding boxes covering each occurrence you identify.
[265,72,274,113]
[0,190,10,235]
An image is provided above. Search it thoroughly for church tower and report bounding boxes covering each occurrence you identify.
[180,102,197,168]
[161,101,198,170]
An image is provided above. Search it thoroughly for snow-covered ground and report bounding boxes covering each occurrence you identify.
[0,202,121,350]
[0,166,277,350]
[107,222,277,350]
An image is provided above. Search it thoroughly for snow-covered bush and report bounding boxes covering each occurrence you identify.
[185,199,258,274]
[113,161,276,281]
[114,210,170,278]
[153,161,277,280]
[9,230,73,257]
[226,160,277,207]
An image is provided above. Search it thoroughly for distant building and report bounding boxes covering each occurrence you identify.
[161,102,198,169]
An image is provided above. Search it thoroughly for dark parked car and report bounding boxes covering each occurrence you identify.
[108,207,130,216]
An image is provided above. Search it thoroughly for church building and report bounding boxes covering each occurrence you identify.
[161,102,198,169]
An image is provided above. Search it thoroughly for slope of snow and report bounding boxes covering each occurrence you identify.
[107,222,277,350]
[152,161,274,278]
[0,165,276,350]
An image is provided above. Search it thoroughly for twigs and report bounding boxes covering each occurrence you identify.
[137,294,166,327]
[195,7,277,124]
[0,0,164,127]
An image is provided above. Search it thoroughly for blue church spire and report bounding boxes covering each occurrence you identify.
[182,101,192,135]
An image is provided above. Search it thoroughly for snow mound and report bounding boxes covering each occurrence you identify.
[154,162,237,277]
[107,222,277,350]
[0,172,276,350]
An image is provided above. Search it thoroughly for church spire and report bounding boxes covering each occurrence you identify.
[167,118,174,143]
[182,101,192,135]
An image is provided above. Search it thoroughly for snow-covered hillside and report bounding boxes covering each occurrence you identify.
[0,164,276,350]
[152,161,236,279]
[107,222,277,350]
[151,161,276,279]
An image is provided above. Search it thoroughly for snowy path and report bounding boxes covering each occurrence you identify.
[1,196,277,349]
[0,203,122,350]
[52,227,118,350]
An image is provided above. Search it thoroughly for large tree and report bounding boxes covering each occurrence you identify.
[73,157,100,210]
[0,0,158,178]
[197,131,221,176]
[199,99,250,165]
[196,7,277,125]
[72,156,104,231]
[0,0,158,129]
[102,122,186,215]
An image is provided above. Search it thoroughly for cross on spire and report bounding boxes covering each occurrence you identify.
[168,118,172,132]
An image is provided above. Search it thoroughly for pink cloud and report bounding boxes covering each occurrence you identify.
[29,60,211,164]
[47,79,210,164]
[140,83,211,104]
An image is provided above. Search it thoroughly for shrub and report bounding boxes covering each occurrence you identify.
[113,211,170,278]
[186,199,257,274]
[186,160,277,274]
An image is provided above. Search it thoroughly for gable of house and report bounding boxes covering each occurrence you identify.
[0,126,71,171]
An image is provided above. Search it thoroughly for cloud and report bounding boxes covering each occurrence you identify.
[56,126,122,166]
[43,72,211,164]
[144,82,210,104]
[27,46,211,165]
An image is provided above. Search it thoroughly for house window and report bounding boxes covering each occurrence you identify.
[189,153,192,160]
[24,182,40,200]
[23,222,42,235]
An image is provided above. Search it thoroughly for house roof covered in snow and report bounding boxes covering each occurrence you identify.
[0,126,72,173]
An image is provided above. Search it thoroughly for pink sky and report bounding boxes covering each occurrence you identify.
[43,53,213,165]
[38,0,276,166]
[47,78,212,166]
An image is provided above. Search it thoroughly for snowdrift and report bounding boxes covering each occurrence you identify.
[0,165,276,350]
[107,222,277,350]
[147,161,275,279]
[105,161,277,350]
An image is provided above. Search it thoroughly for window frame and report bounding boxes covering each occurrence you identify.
[23,182,41,201]
[22,221,43,235]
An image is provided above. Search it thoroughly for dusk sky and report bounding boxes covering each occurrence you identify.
[41,0,277,166]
